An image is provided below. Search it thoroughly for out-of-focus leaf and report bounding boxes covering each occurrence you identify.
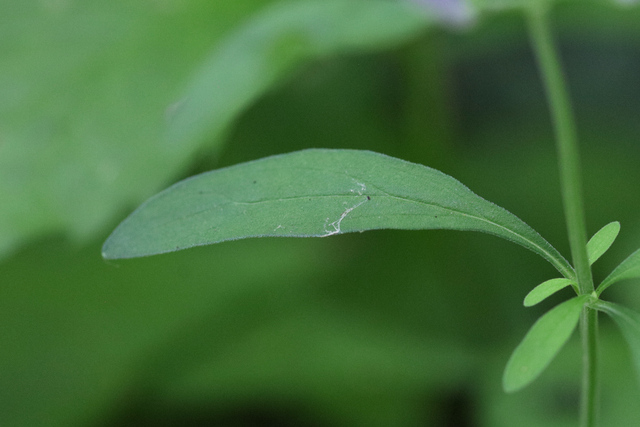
[103,149,574,279]
[0,0,443,261]
[469,0,640,15]
[469,0,550,13]
[594,300,640,383]
[523,278,575,307]
[484,332,640,426]
[597,248,640,296]
[503,294,589,393]
[587,221,620,265]
[168,0,434,149]
[611,0,640,7]
[0,0,271,258]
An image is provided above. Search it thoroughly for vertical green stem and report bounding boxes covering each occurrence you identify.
[527,7,597,427]
[581,308,599,427]
[527,9,592,292]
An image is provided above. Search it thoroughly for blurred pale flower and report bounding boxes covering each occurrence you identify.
[408,0,475,26]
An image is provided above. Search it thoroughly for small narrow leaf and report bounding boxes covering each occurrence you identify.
[102,149,573,279]
[587,221,620,265]
[524,278,576,307]
[597,248,640,297]
[593,300,640,383]
[503,295,589,393]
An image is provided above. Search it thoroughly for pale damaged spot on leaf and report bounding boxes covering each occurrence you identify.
[323,196,369,237]
[323,178,369,236]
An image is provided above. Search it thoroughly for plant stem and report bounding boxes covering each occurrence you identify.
[527,9,592,293]
[581,308,599,427]
[527,7,598,427]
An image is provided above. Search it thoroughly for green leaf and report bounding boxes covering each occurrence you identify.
[0,0,436,260]
[593,300,640,384]
[103,149,574,278]
[168,0,434,148]
[597,248,640,297]
[503,295,589,393]
[587,221,620,265]
[523,278,576,307]
[471,0,640,15]
[0,0,272,258]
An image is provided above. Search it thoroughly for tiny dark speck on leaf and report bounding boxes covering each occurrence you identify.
[366,196,371,200]
[253,180,257,184]
[435,215,438,218]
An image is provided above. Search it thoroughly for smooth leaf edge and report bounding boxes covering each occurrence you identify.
[102,149,575,281]
[587,221,620,265]
[503,294,589,393]
[167,0,435,148]
[524,278,576,307]
[597,247,640,297]
[593,300,640,383]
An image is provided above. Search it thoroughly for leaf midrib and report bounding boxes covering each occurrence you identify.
[125,186,572,278]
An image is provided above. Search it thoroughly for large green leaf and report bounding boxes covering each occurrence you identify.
[0,0,435,260]
[503,295,589,393]
[597,248,640,296]
[168,0,434,148]
[103,149,574,278]
[594,300,640,383]
[0,0,271,258]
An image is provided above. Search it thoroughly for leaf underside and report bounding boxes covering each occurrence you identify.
[503,295,589,393]
[103,149,573,276]
[594,300,640,384]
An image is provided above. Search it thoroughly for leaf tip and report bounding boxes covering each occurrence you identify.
[523,278,574,307]
[587,221,621,265]
[502,356,535,393]
[101,241,116,260]
[101,230,129,260]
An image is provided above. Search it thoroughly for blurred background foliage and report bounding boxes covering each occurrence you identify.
[2,0,640,426]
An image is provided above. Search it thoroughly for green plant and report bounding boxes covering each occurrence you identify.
[101,1,640,426]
